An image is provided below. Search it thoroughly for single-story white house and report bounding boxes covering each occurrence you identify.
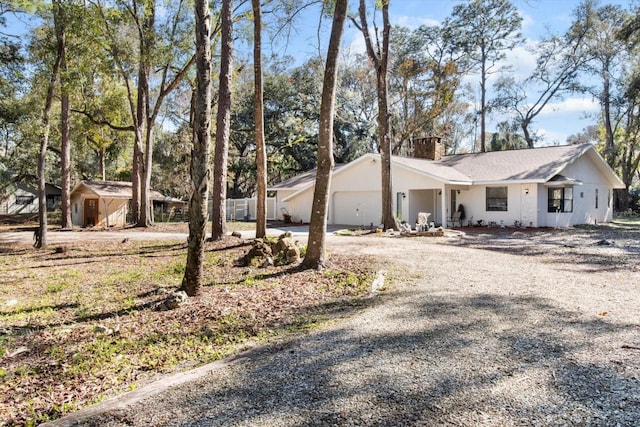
[70,180,166,227]
[269,139,625,228]
[0,183,61,215]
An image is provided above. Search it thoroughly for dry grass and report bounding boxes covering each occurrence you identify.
[0,235,376,426]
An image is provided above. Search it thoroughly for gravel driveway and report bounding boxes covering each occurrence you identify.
[43,225,640,426]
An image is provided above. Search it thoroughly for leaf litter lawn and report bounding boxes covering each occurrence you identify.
[0,236,377,426]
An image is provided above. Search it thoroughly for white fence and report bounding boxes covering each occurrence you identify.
[208,197,278,221]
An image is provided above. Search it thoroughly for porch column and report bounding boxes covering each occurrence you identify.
[440,188,447,228]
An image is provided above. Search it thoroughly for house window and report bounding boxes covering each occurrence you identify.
[486,187,507,211]
[548,187,573,213]
[16,195,35,205]
[595,188,599,209]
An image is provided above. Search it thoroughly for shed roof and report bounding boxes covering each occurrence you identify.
[72,180,165,200]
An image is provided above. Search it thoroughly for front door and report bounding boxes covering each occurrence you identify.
[84,199,98,227]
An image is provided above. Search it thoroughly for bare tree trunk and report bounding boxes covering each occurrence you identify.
[253,0,267,238]
[140,124,154,226]
[37,0,64,248]
[131,105,146,224]
[60,13,72,229]
[135,3,154,228]
[181,0,212,296]
[302,0,348,269]
[379,2,395,231]
[99,147,106,181]
[480,54,487,153]
[211,0,233,240]
[521,118,534,149]
[602,72,616,166]
[354,0,395,230]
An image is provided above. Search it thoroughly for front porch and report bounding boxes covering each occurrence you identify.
[399,186,469,229]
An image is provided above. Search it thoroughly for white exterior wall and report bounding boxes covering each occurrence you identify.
[288,191,314,223]
[396,166,444,226]
[330,157,445,226]
[539,154,615,227]
[277,148,621,229]
[457,184,529,227]
[1,188,39,214]
[283,156,448,226]
[275,190,297,221]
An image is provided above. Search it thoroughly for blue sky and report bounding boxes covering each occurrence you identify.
[4,1,634,147]
[380,0,633,146]
[270,0,634,147]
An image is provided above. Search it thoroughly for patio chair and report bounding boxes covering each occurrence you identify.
[447,211,462,227]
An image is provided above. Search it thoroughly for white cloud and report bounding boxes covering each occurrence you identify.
[497,40,538,81]
[536,128,570,146]
[519,10,535,34]
[539,97,600,116]
[393,15,440,29]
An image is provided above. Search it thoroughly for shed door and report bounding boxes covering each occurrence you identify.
[333,191,381,226]
[84,199,98,227]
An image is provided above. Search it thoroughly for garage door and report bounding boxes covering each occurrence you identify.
[333,191,381,226]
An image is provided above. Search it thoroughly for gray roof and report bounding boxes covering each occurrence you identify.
[74,180,165,200]
[437,144,591,183]
[392,155,472,183]
[268,164,347,190]
[270,143,624,192]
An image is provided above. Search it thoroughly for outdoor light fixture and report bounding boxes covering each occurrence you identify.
[457,190,460,194]
[525,188,529,194]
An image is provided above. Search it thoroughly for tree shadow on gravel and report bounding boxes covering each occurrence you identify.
[441,228,639,273]
[90,292,640,427]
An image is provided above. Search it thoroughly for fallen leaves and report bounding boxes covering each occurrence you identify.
[0,236,376,426]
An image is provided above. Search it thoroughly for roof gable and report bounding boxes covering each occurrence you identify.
[268,164,348,190]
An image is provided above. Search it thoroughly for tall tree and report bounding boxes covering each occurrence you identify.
[181,0,212,296]
[93,0,195,227]
[447,0,522,152]
[575,0,628,166]
[612,3,640,208]
[493,29,590,148]
[36,0,65,248]
[211,0,233,240]
[59,1,71,229]
[351,0,395,230]
[388,24,463,155]
[253,0,267,238]
[303,0,347,269]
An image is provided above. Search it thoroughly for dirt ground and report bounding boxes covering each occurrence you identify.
[36,221,640,426]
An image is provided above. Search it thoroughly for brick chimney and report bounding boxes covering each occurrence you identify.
[413,136,443,161]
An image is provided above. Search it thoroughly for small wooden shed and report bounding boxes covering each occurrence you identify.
[70,180,165,227]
